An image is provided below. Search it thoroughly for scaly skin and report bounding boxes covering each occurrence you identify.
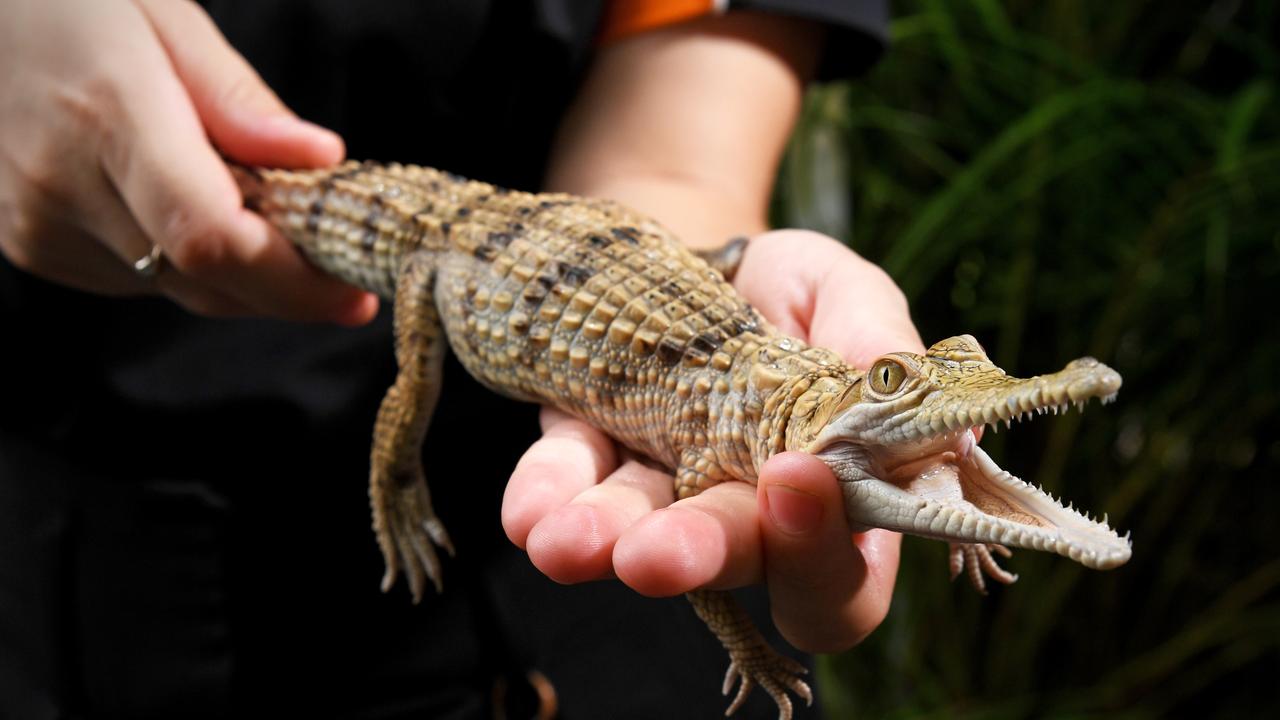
[234,161,1131,719]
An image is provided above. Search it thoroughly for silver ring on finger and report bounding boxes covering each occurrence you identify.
[132,244,164,279]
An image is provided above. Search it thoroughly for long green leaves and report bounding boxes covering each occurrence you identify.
[774,2,1280,716]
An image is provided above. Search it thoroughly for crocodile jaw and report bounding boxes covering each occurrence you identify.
[824,435,1131,569]
[805,343,1131,570]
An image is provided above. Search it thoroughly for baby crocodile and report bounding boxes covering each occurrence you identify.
[234,161,1130,719]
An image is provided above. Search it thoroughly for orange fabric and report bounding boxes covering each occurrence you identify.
[597,0,719,45]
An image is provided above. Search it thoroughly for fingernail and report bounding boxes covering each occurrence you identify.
[765,484,823,536]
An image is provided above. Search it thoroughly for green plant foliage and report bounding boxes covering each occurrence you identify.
[775,2,1280,717]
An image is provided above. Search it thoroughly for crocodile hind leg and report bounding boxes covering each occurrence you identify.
[370,249,454,602]
[676,453,811,719]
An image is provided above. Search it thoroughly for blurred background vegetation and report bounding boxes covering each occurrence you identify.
[773,1,1280,717]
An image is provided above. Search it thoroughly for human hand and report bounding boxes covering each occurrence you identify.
[502,230,924,653]
[0,0,376,323]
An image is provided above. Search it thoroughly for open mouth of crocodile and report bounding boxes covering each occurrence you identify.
[812,358,1132,570]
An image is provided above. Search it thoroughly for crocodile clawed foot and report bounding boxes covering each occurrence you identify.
[373,469,455,602]
[722,648,811,720]
[949,542,1017,595]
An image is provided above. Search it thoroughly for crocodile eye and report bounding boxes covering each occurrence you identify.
[868,359,907,395]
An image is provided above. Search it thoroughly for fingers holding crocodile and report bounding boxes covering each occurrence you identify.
[526,453,675,584]
[502,407,618,548]
[612,481,762,597]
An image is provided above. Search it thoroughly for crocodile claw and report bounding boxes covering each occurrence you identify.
[373,467,455,602]
[722,649,812,719]
[949,542,1017,595]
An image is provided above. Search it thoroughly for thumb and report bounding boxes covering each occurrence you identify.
[134,0,344,168]
[758,452,899,652]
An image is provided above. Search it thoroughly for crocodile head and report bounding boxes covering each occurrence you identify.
[794,334,1130,570]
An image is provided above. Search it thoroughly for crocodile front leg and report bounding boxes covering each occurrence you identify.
[371,250,454,602]
[687,589,812,720]
[949,542,1018,594]
[677,452,811,720]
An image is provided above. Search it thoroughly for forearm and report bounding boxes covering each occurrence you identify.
[543,12,822,249]
[546,173,767,249]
